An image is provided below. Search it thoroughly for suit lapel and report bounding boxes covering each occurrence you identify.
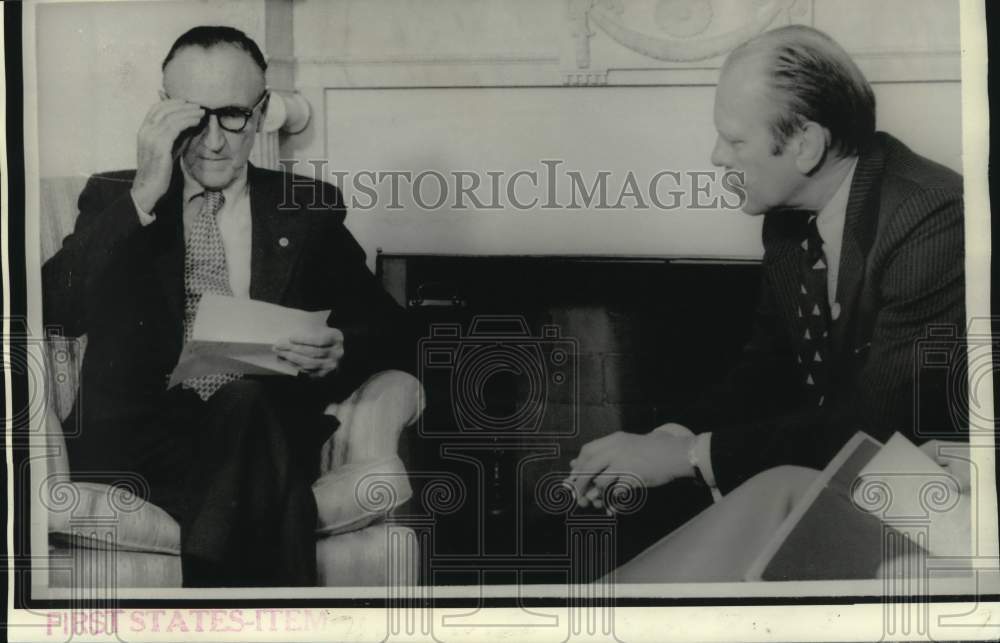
[763,212,811,342]
[248,164,310,303]
[831,137,885,358]
[150,167,186,334]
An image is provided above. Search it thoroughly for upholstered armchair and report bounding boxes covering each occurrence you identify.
[39,176,424,589]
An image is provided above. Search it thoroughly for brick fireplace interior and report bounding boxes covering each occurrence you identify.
[379,253,761,584]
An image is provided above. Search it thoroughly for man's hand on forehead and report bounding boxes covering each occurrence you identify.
[130,99,206,214]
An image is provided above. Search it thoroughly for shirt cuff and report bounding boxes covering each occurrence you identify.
[653,422,695,439]
[131,191,156,226]
[694,432,717,488]
[654,423,721,501]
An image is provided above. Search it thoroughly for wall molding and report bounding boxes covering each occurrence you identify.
[569,0,810,69]
[851,51,961,83]
[287,0,957,89]
[289,51,960,89]
[284,53,560,66]
[604,50,961,86]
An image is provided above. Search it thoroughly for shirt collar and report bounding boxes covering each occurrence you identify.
[815,157,857,243]
[180,160,249,206]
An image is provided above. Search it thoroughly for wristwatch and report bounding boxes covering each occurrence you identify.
[687,436,723,502]
[687,440,708,486]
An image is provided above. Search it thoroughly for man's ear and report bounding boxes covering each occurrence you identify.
[255,94,271,133]
[794,121,829,174]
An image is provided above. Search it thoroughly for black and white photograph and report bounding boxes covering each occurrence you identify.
[2,0,997,641]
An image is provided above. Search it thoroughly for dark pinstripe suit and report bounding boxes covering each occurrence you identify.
[675,132,966,493]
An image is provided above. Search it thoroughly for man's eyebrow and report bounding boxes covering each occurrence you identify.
[161,92,254,111]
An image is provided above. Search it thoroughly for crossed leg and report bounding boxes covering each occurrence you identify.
[607,465,820,583]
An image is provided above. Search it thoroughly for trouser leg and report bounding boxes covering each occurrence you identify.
[180,379,335,587]
[64,387,202,519]
[609,466,819,583]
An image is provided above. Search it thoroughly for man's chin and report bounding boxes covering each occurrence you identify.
[191,167,236,191]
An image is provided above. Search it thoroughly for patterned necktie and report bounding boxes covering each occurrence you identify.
[796,213,832,407]
[182,190,241,400]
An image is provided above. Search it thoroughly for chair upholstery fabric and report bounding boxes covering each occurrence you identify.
[316,523,420,587]
[48,544,183,588]
[313,454,412,537]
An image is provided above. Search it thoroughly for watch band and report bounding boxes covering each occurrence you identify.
[687,443,707,485]
[687,437,723,502]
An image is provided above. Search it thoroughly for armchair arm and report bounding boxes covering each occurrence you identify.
[312,370,425,535]
[319,370,425,472]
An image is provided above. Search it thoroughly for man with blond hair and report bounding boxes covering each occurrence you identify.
[568,26,965,549]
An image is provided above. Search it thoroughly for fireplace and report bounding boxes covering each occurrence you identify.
[379,253,762,583]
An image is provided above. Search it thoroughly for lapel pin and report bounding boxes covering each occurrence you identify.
[279,237,290,248]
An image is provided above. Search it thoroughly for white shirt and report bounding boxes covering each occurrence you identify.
[816,159,856,310]
[133,162,253,298]
[661,158,858,497]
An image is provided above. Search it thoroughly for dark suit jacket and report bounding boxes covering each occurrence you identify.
[43,163,407,432]
[674,132,966,493]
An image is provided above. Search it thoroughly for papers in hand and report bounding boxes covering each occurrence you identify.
[168,294,331,387]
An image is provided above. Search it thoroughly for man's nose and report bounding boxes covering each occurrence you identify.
[710,137,729,168]
[202,115,226,151]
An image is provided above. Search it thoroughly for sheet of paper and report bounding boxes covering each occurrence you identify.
[853,432,971,557]
[168,295,331,387]
[191,293,331,344]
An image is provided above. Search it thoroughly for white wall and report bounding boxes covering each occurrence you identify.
[287,0,964,263]
[322,85,765,260]
[32,0,963,261]
[34,0,266,179]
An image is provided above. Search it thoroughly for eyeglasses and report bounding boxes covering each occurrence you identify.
[166,90,269,133]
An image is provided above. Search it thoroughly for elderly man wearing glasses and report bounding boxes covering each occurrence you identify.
[42,26,411,587]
